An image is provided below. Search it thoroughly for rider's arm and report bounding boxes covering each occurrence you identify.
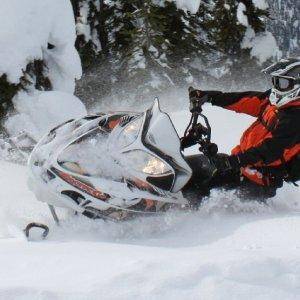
[206,90,271,117]
[231,107,300,166]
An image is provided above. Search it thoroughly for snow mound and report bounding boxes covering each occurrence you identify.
[5,91,87,141]
[0,0,81,91]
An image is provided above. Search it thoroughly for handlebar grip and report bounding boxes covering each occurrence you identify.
[188,86,195,93]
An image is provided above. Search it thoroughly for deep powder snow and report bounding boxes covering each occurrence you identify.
[0,106,299,299]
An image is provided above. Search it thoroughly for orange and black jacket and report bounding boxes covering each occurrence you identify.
[208,90,300,185]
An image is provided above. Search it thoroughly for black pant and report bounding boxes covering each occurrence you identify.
[182,154,278,206]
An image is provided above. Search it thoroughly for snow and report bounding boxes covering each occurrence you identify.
[0,0,84,147]
[237,3,249,27]
[76,2,92,42]
[253,0,269,10]
[4,91,87,141]
[224,4,230,10]
[0,0,81,92]
[171,0,201,14]
[44,43,82,93]
[242,28,282,64]
[75,1,101,53]
[0,102,299,299]
[236,1,280,65]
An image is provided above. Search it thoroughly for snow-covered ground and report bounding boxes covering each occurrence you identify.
[0,105,299,299]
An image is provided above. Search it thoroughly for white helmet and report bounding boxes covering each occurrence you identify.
[262,58,300,107]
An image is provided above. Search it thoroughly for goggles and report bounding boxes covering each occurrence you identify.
[272,76,300,92]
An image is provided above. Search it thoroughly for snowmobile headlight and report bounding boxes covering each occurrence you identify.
[123,150,172,175]
[117,117,142,148]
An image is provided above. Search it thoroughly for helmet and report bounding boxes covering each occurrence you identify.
[262,58,300,107]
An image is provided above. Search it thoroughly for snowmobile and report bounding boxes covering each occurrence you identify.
[27,88,219,236]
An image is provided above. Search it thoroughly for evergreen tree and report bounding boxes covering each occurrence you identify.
[206,0,271,90]
[104,0,212,99]
[162,1,211,87]
[73,0,277,101]
[267,0,300,56]
[72,0,213,100]
[109,0,174,96]
[71,0,114,104]
[71,0,111,69]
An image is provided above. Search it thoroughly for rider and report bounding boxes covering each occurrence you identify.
[182,57,300,201]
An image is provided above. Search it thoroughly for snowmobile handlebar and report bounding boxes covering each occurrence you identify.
[181,87,218,158]
[188,86,204,114]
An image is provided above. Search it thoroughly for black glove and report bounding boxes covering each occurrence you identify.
[212,154,241,175]
[189,90,208,113]
[189,89,216,101]
[180,129,197,150]
[189,89,223,103]
[181,123,209,150]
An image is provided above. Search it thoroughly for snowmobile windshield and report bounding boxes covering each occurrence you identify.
[143,106,181,160]
[141,100,192,192]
